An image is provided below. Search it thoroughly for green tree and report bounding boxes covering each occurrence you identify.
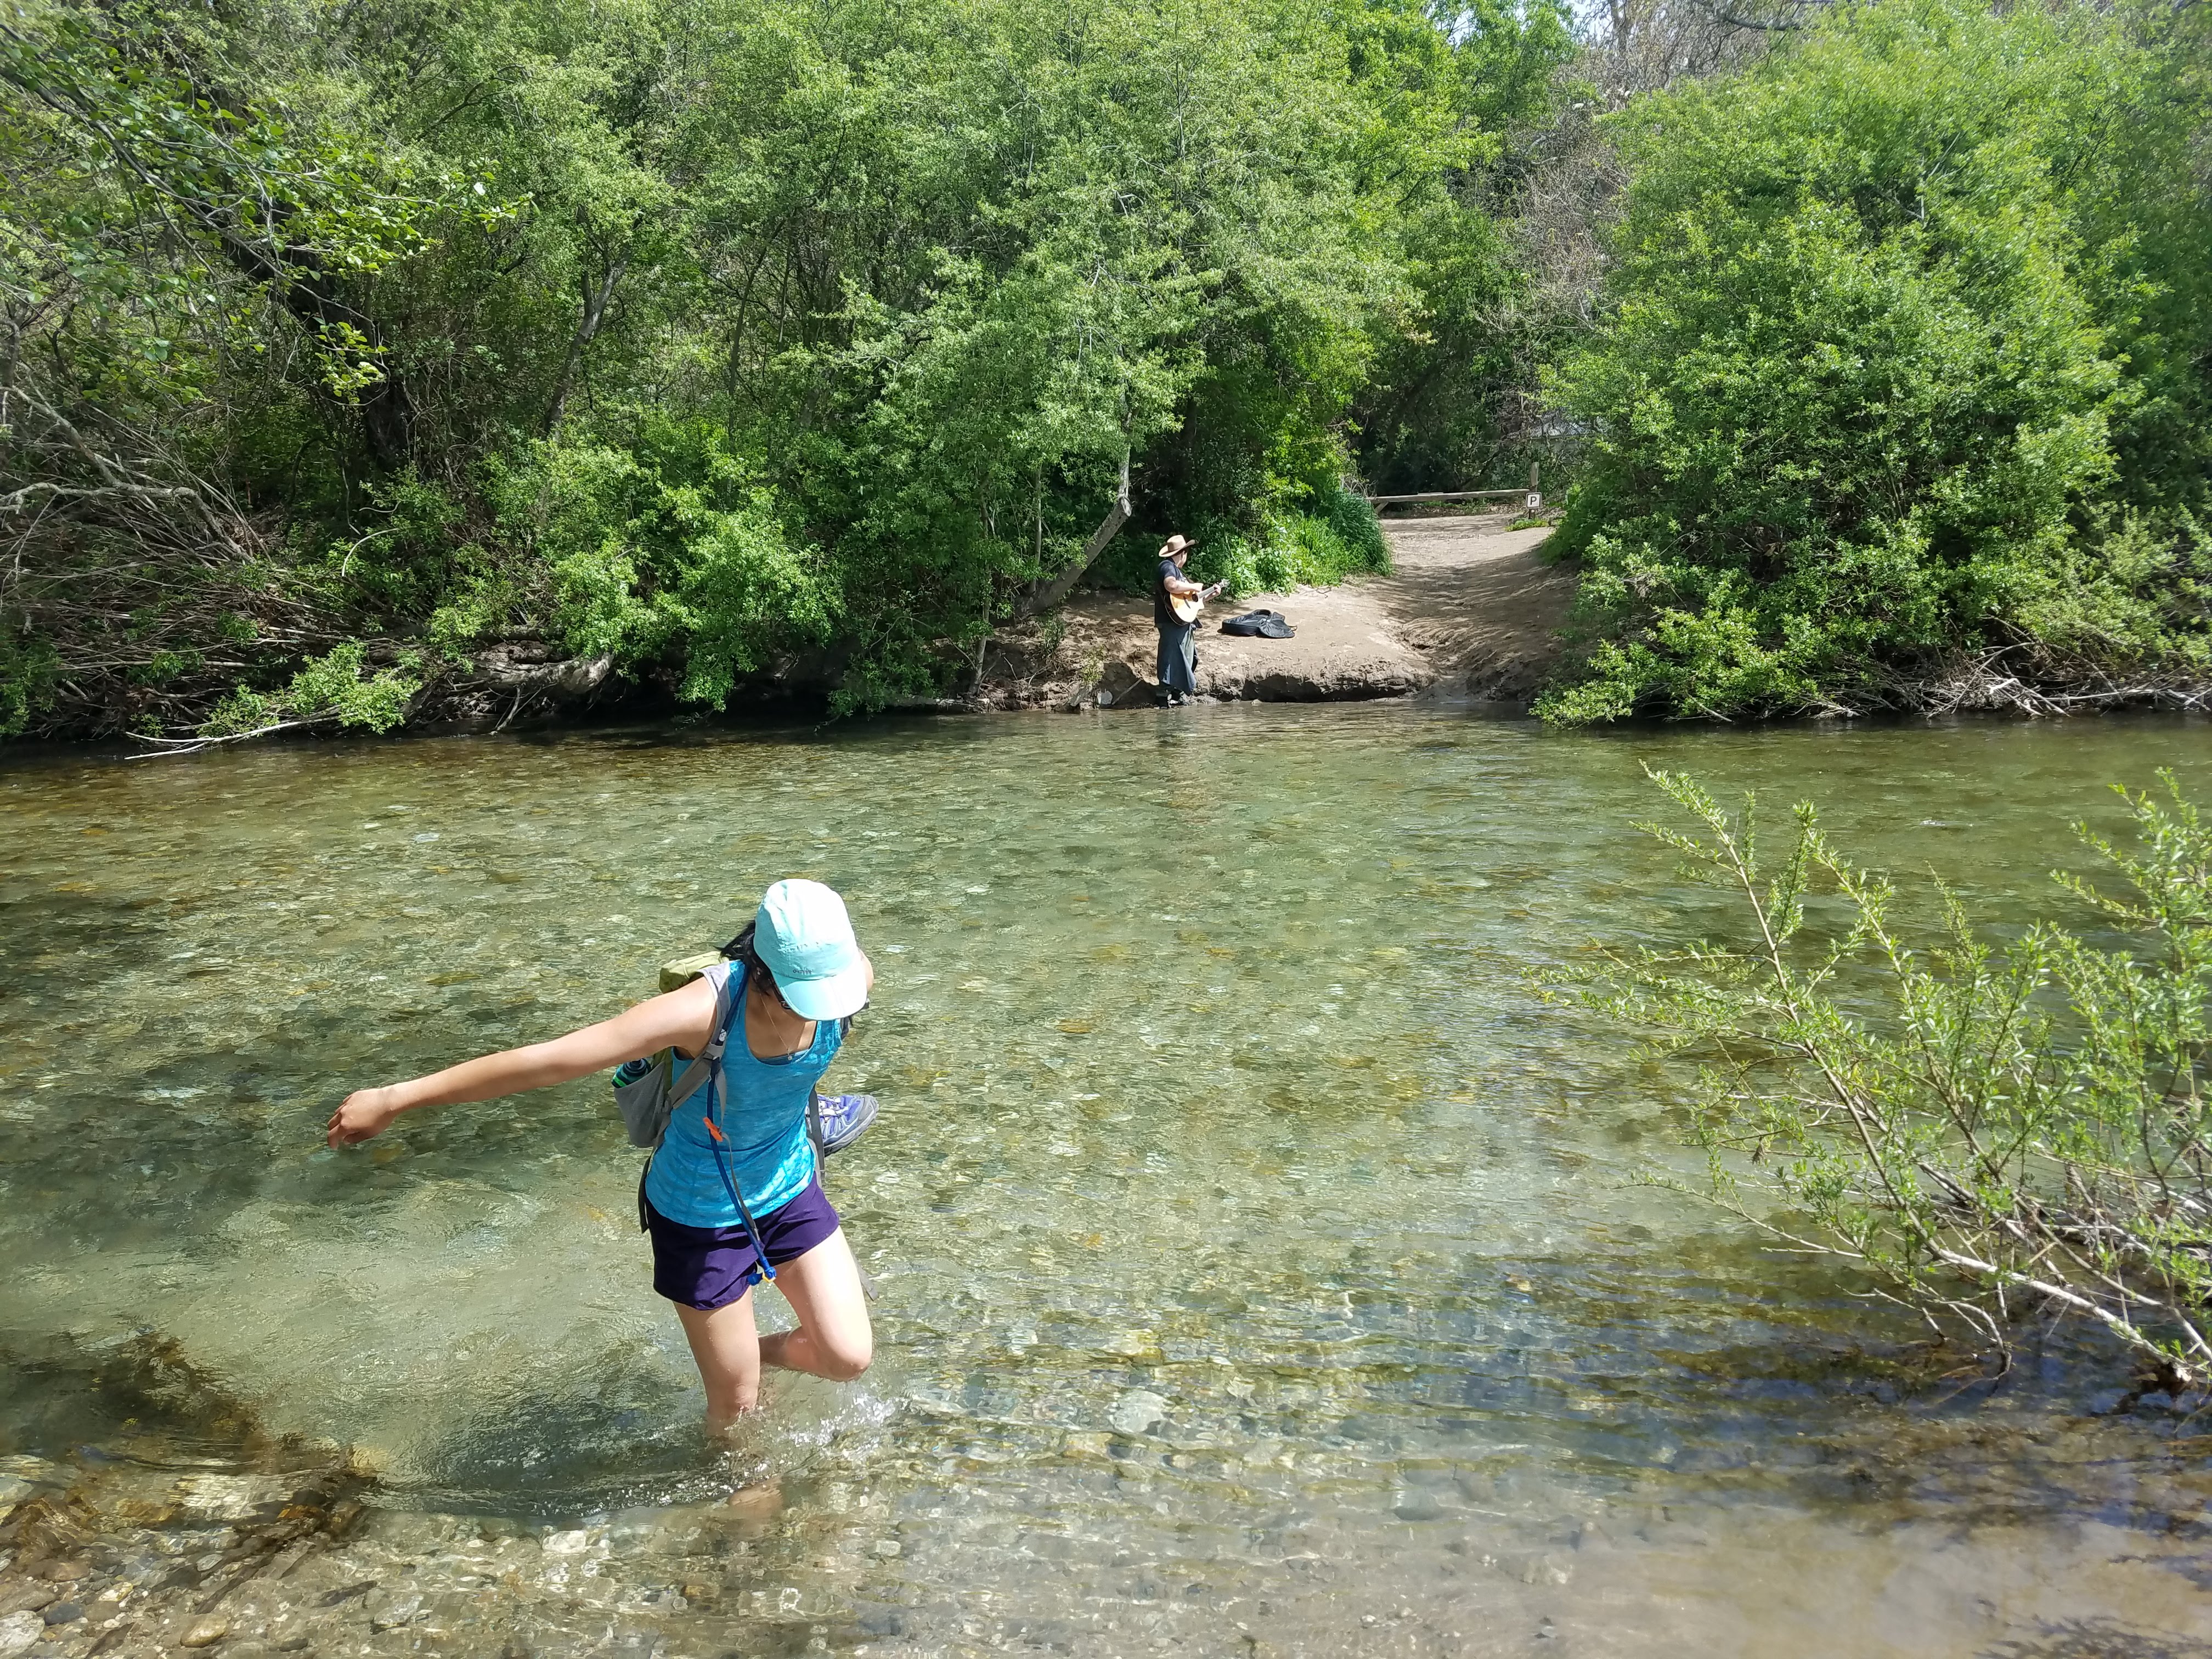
[1350,0,1576,496]
[1537,0,2207,724]
[0,0,466,735]
[0,0,1587,735]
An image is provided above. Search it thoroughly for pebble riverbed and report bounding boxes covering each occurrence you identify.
[8,706,2212,1656]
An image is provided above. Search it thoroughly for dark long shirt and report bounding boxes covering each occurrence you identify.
[1153,557,1188,630]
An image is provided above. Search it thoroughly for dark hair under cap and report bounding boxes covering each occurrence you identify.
[719,921,786,1003]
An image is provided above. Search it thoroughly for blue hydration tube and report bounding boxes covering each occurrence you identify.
[703,1070,776,1284]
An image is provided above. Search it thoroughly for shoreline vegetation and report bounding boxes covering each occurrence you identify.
[0,0,1565,748]
[1533,0,2212,728]
[1551,769,2212,1392]
[2,0,2207,749]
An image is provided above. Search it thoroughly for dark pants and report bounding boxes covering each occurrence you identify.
[1156,623,1197,698]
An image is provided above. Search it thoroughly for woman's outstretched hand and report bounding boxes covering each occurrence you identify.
[319,974,720,1152]
[329,1088,401,1147]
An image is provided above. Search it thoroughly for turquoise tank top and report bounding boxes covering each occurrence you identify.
[644,962,841,1227]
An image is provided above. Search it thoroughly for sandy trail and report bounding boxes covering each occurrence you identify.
[977,510,1576,709]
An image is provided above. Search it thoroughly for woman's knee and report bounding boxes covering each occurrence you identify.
[817,1327,873,1381]
[708,1381,761,1417]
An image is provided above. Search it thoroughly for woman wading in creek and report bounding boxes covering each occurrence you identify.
[328,879,876,1432]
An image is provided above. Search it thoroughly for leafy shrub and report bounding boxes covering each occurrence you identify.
[0,633,60,740]
[481,432,835,704]
[202,641,422,737]
[1551,770,2212,1387]
[484,442,669,664]
[1135,487,1391,600]
[1538,0,2183,724]
[1184,532,1265,597]
[1323,488,1389,573]
[2013,512,2212,678]
[664,484,838,707]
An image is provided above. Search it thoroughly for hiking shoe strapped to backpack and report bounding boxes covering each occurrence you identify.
[809,1091,878,1157]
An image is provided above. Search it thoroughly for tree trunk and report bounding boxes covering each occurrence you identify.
[1010,451,1131,622]
[203,230,415,471]
[544,250,632,436]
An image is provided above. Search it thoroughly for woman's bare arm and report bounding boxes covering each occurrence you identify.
[327,975,720,1147]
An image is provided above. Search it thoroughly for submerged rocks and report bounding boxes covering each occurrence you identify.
[1109,1390,1169,1436]
[0,1335,388,1658]
[364,1587,423,1631]
[174,1473,289,1523]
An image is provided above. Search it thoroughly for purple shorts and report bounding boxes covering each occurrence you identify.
[645,1177,842,1310]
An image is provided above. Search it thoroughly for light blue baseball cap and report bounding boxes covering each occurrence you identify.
[753,879,868,1020]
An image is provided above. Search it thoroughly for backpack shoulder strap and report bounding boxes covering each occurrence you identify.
[668,961,741,1111]
[701,960,741,1057]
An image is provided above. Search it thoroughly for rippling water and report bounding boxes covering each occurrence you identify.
[4,704,2211,1656]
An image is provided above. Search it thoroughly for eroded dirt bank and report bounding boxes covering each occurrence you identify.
[970,511,1575,712]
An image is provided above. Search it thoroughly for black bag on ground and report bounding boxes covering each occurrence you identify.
[1220,609,1295,638]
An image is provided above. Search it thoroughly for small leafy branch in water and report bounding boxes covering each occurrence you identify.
[1548,768,2212,1388]
[128,641,421,757]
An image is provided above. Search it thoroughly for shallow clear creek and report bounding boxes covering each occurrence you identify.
[3,703,2210,1658]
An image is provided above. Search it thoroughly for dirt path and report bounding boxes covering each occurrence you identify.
[1368,514,1579,699]
[975,510,1576,710]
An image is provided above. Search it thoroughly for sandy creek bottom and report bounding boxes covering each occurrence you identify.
[2,703,2210,1657]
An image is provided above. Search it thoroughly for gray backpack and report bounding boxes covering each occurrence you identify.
[612,960,741,1150]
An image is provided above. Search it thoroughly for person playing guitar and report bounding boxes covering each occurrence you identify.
[1153,533,1223,707]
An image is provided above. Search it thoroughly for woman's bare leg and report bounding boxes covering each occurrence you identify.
[674,1292,763,1434]
[757,1228,873,1382]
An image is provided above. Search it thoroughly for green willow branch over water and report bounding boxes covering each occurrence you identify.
[1547,769,2212,1387]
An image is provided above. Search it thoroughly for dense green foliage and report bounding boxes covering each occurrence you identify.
[1540,0,2212,723]
[1557,770,2212,1386]
[1094,483,1391,597]
[0,0,1570,735]
[14,0,2204,738]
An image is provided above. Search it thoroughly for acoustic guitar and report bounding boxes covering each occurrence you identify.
[1169,580,1226,625]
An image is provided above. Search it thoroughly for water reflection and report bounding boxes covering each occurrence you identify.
[3,706,2211,1654]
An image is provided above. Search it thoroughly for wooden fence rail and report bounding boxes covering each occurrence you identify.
[1364,488,1530,505]
[1357,464,1543,511]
